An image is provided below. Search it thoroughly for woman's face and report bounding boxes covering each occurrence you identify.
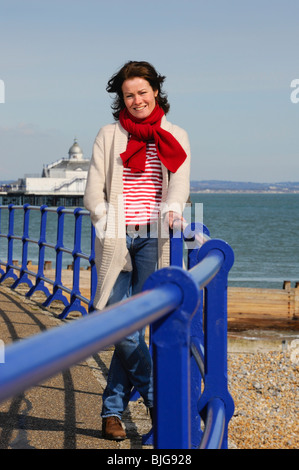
[122,77,158,120]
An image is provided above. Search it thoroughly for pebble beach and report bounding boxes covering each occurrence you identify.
[227,347,298,449]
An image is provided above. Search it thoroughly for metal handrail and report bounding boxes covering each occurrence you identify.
[199,398,226,449]
[0,205,234,449]
[0,282,182,404]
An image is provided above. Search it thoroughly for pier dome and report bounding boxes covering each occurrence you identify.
[4,136,90,206]
[68,139,83,160]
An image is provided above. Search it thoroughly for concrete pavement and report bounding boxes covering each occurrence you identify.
[0,282,153,450]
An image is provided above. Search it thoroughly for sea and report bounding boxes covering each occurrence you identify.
[190,192,299,290]
[1,193,298,290]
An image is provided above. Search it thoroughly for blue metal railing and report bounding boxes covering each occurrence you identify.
[0,204,234,449]
[0,204,97,317]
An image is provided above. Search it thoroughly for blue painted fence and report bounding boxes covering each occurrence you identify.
[0,204,234,449]
[0,204,96,317]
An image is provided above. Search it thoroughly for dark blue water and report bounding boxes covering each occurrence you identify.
[1,194,298,289]
[190,193,299,289]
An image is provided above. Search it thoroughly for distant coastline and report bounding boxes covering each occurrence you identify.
[191,190,299,194]
[190,180,299,194]
[1,179,299,196]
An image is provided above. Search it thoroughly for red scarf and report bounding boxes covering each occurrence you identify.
[119,105,187,173]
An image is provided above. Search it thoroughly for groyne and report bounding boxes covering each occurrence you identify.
[228,282,299,330]
[6,260,299,330]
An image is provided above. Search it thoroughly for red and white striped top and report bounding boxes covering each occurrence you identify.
[123,139,162,225]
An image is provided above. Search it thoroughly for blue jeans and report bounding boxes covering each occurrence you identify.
[101,231,158,419]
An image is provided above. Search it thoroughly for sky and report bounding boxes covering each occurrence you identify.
[0,0,299,183]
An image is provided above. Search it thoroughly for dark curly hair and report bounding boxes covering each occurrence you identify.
[106,61,170,120]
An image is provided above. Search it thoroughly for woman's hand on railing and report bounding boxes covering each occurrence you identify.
[166,210,185,230]
[166,211,209,247]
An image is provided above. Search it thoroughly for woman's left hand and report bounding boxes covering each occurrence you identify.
[167,211,185,230]
[168,211,209,247]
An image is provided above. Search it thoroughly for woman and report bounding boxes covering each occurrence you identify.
[84,61,191,440]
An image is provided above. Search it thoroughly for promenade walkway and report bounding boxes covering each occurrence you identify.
[0,282,152,450]
[1,280,298,450]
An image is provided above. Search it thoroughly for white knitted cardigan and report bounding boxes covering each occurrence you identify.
[84,116,191,310]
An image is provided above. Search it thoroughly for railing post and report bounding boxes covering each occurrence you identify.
[26,205,51,299]
[60,208,87,318]
[11,204,33,290]
[169,226,184,266]
[143,266,201,449]
[0,206,4,276]
[0,204,18,284]
[88,224,97,312]
[196,239,235,449]
[43,206,69,308]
